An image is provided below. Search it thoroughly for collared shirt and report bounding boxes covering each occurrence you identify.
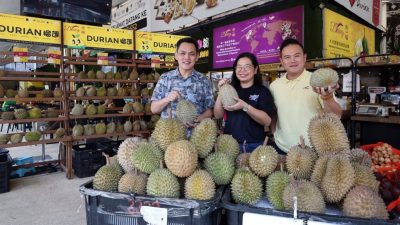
[151,68,215,118]
[269,69,324,152]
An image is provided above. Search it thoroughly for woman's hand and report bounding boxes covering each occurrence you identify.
[224,97,246,111]
[218,78,230,88]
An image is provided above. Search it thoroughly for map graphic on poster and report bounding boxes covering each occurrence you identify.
[212,6,303,69]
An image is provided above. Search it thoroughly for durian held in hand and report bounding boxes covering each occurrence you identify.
[310,68,339,100]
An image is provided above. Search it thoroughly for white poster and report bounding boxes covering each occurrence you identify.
[150,0,271,32]
[333,0,382,29]
[111,0,149,30]
[342,72,360,93]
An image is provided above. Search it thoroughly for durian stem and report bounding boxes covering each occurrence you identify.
[263,136,269,146]
[102,152,110,165]
[300,136,305,149]
[159,160,163,169]
[243,140,247,153]
[167,106,172,119]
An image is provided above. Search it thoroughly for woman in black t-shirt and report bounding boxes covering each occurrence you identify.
[214,52,275,152]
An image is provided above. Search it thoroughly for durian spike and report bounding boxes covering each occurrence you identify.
[299,136,305,149]
[263,136,269,146]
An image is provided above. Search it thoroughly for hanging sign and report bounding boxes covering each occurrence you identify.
[135,31,186,54]
[48,49,61,64]
[63,22,134,51]
[333,0,381,29]
[151,56,161,68]
[0,13,61,44]
[97,52,109,65]
[13,47,28,62]
[323,9,375,58]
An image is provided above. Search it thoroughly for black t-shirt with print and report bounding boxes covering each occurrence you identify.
[224,84,275,143]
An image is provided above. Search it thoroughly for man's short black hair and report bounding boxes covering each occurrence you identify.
[176,37,199,52]
[280,38,305,54]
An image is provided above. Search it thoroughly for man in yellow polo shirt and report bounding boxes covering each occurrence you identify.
[270,39,342,153]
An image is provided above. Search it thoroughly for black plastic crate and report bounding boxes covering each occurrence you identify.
[80,181,223,225]
[73,143,112,178]
[0,154,12,193]
[0,148,9,162]
[98,140,123,153]
[221,188,398,225]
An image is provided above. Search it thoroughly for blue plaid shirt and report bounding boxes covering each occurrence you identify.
[151,68,215,119]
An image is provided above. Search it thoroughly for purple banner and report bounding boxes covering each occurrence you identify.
[212,6,304,69]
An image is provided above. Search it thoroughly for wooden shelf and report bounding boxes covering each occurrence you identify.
[2,71,61,77]
[14,160,60,169]
[65,56,133,63]
[69,96,141,100]
[0,77,62,82]
[356,62,400,69]
[0,137,71,148]
[69,112,145,119]
[64,61,135,67]
[0,117,67,124]
[351,115,400,125]
[72,130,150,141]
[66,78,138,83]
[0,97,64,102]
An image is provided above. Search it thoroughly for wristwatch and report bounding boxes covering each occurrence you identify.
[243,103,250,112]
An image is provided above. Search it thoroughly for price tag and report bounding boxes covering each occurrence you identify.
[151,56,161,68]
[48,49,61,64]
[243,213,303,225]
[13,47,28,62]
[140,206,167,225]
[97,52,109,65]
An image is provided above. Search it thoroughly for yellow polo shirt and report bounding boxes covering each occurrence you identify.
[270,70,324,152]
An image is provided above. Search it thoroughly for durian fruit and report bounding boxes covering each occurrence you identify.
[123,120,132,132]
[54,127,66,138]
[86,86,97,97]
[71,104,84,116]
[14,109,27,119]
[130,86,140,96]
[249,143,279,177]
[308,113,350,156]
[176,99,197,124]
[343,185,388,219]
[204,152,235,185]
[185,169,216,200]
[118,172,147,194]
[218,84,238,106]
[132,142,162,174]
[283,179,326,213]
[132,102,143,113]
[1,112,14,120]
[231,168,263,205]
[286,136,317,179]
[165,140,198,178]
[93,155,122,192]
[215,134,240,160]
[310,155,330,188]
[150,115,160,123]
[117,87,125,96]
[107,87,117,96]
[77,71,87,79]
[116,122,124,133]
[147,73,155,80]
[141,87,150,97]
[139,120,147,130]
[109,155,124,176]
[83,124,95,136]
[114,72,122,80]
[122,103,133,113]
[53,86,63,98]
[121,70,129,80]
[87,70,96,79]
[75,87,85,97]
[106,122,116,134]
[154,71,161,81]
[97,86,106,97]
[147,168,180,198]
[353,164,379,192]
[96,70,106,79]
[42,89,53,97]
[5,89,17,98]
[266,170,290,210]
[28,107,41,119]
[132,120,141,131]
[106,71,114,80]
[25,131,41,142]
[151,119,186,151]
[117,137,145,173]
[0,134,10,144]
[10,134,23,144]
[46,108,58,118]
[321,154,355,203]
[310,68,339,89]
[190,118,217,158]
[95,122,106,135]
[85,104,97,115]
[139,72,148,81]
[129,69,139,80]
[350,148,372,167]
[144,103,151,114]
[72,124,83,136]
[18,88,29,98]
[97,104,106,114]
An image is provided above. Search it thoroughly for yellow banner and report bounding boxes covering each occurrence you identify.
[135,31,187,53]
[0,13,61,44]
[323,9,375,58]
[63,23,134,51]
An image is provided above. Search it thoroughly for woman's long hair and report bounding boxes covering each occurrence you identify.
[231,52,262,89]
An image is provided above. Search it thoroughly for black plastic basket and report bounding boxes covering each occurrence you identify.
[0,154,12,193]
[221,188,398,225]
[80,181,223,225]
[72,143,114,178]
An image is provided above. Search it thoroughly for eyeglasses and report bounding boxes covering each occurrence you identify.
[235,64,254,71]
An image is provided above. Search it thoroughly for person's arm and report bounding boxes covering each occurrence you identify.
[224,97,271,126]
[197,108,213,121]
[213,95,224,119]
[151,90,181,114]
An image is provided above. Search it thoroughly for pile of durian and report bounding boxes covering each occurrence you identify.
[228,112,388,220]
[74,69,160,82]
[0,130,46,144]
